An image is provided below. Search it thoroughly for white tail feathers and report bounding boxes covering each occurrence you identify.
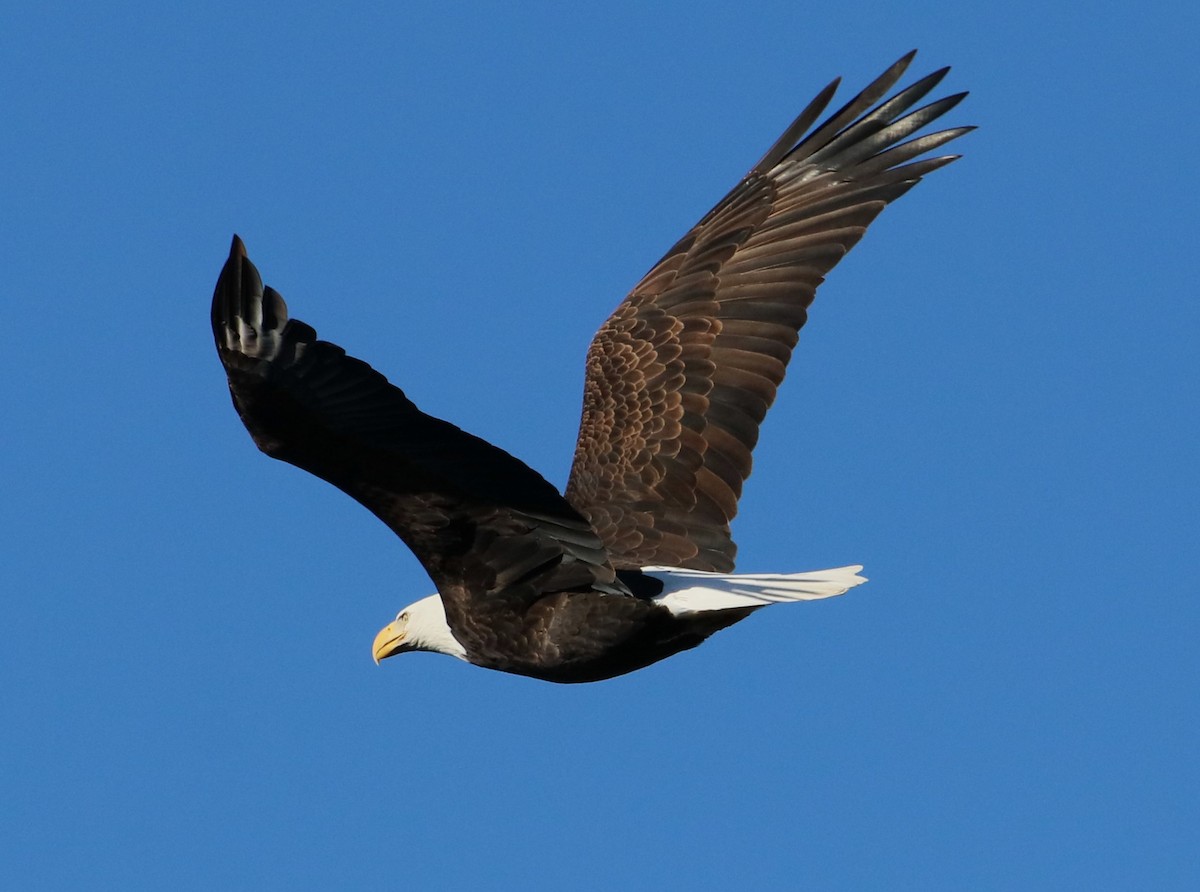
[642,565,867,615]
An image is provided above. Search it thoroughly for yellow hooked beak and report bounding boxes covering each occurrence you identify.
[372,619,406,665]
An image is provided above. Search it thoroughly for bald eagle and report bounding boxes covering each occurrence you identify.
[212,52,969,683]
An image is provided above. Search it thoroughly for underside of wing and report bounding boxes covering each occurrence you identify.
[565,51,971,571]
[212,237,623,621]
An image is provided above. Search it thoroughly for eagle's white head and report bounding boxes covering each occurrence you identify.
[372,594,468,664]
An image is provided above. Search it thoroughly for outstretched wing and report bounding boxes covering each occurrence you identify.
[212,237,624,626]
[565,52,971,572]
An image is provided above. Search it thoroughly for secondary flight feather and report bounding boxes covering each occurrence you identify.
[212,52,970,683]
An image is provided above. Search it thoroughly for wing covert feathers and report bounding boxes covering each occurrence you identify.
[565,52,970,572]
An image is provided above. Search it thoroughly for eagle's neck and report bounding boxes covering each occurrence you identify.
[408,594,469,661]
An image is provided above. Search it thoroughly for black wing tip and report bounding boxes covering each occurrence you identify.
[213,234,266,339]
[883,49,919,81]
[751,52,960,178]
[216,234,253,298]
[218,233,260,287]
[939,90,970,110]
[216,235,255,291]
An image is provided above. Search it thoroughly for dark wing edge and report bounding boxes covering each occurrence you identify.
[565,51,973,571]
[211,236,623,615]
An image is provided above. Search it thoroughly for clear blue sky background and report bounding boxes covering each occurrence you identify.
[2,2,1196,889]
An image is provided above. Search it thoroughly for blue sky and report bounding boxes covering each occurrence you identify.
[2,1,1196,889]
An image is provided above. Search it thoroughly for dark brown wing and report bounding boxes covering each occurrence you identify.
[212,237,625,625]
[565,52,971,572]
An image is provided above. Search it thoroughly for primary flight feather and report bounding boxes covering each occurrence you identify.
[212,51,970,683]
